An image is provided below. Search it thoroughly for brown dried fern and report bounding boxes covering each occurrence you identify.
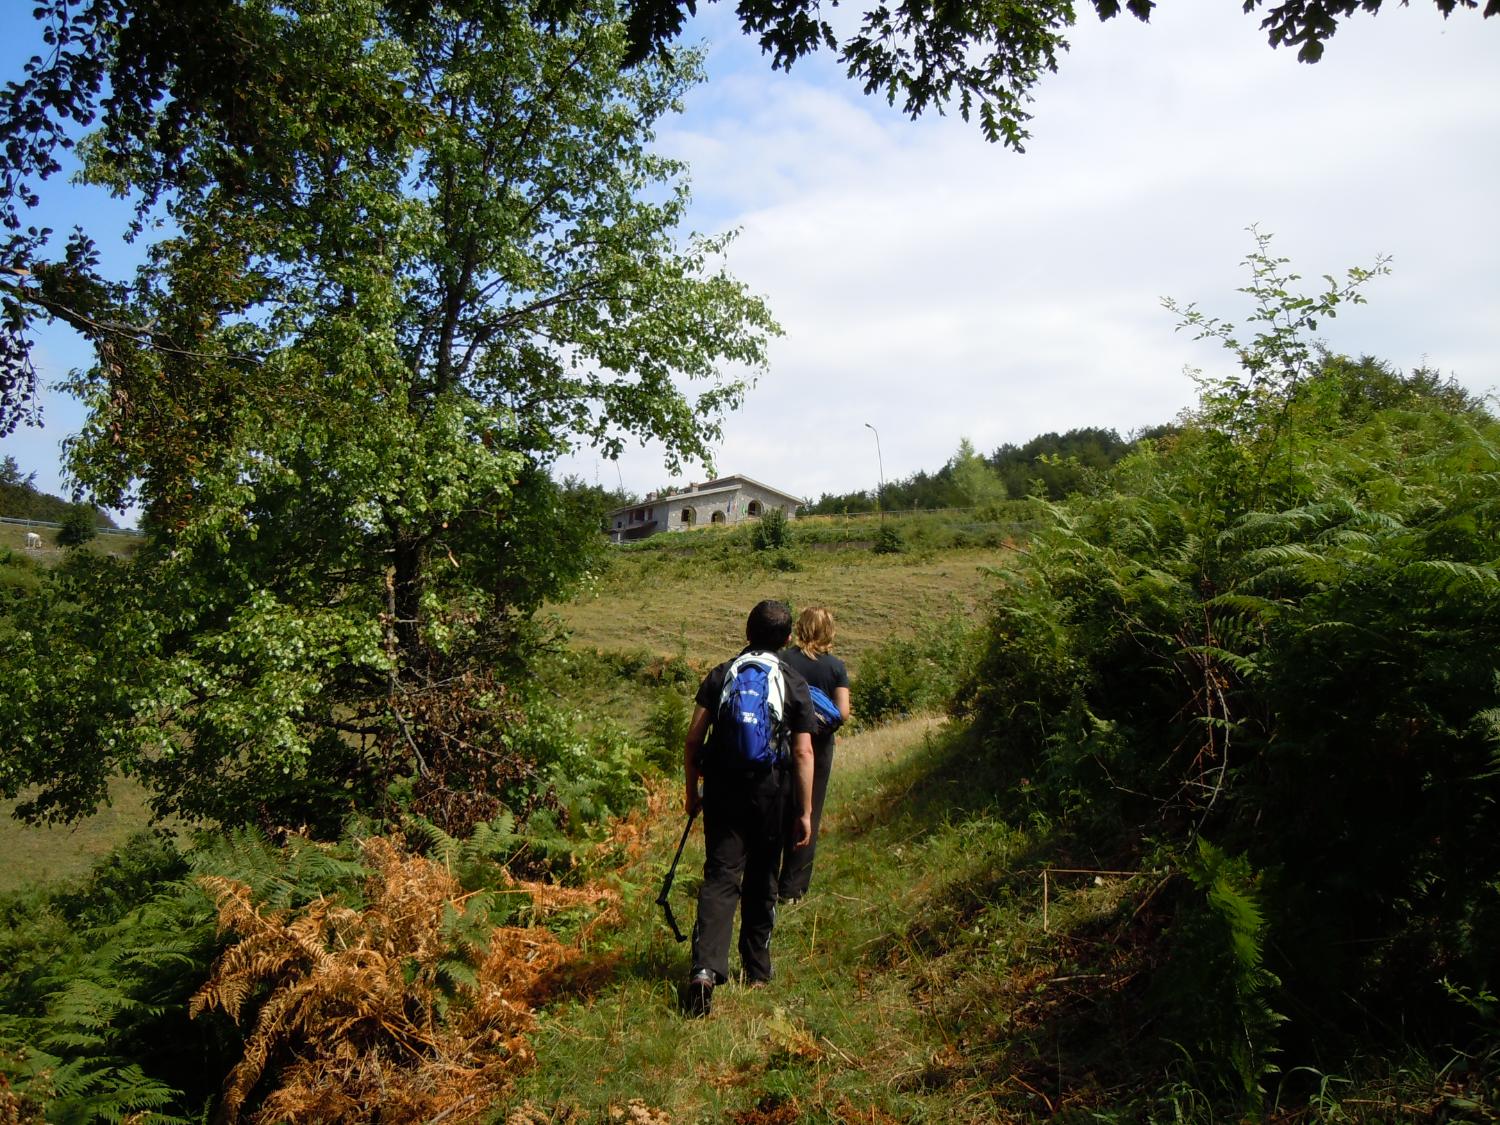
[192,835,577,1124]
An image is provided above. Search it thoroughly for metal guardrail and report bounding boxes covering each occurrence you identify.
[0,514,143,536]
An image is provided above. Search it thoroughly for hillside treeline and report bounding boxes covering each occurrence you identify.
[805,425,1176,514]
[0,458,117,528]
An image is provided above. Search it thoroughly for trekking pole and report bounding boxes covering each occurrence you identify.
[656,811,697,943]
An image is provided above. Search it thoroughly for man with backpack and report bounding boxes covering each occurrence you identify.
[682,600,816,1017]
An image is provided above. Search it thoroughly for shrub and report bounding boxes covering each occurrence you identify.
[0,550,44,608]
[55,504,97,547]
[872,522,904,554]
[751,506,791,550]
[191,835,564,1124]
[0,820,616,1124]
[763,548,800,572]
[855,613,978,724]
[0,832,227,1124]
[499,698,645,838]
[644,685,690,772]
[957,240,1500,1106]
[963,387,1500,1098]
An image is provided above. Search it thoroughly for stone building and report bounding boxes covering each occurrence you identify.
[607,475,804,543]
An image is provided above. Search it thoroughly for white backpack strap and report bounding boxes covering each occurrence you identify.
[764,658,785,721]
[718,654,750,713]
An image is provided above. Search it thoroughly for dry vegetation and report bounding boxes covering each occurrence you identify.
[192,835,616,1124]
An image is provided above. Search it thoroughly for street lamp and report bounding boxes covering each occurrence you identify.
[864,422,885,519]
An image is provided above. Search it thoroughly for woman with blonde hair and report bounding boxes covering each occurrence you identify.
[776,606,851,903]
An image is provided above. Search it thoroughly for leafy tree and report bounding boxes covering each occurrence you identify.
[948,437,1005,510]
[1308,351,1484,423]
[0,456,35,489]
[555,475,638,535]
[804,427,1150,515]
[0,2,776,830]
[55,503,96,547]
[803,488,878,516]
[0,459,117,526]
[988,426,1134,499]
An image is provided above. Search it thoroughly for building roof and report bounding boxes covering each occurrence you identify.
[607,474,804,517]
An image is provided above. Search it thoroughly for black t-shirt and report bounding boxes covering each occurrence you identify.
[695,646,816,739]
[778,647,849,702]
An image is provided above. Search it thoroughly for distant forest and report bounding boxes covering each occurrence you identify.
[0,457,118,528]
[805,424,1177,514]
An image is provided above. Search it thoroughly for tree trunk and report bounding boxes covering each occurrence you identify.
[391,533,426,679]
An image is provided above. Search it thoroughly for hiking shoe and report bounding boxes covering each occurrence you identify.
[683,969,714,1018]
[778,894,802,906]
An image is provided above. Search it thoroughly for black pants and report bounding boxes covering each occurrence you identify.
[691,766,788,984]
[778,734,834,900]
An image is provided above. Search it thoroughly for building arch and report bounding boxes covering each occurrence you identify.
[711,510,726,524]
[746,499,762,517]
[681,507,696,526]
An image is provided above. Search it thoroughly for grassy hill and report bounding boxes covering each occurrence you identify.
[504,709,1462,1122]
[1,529,1008,892]
[0,521,142,559]
[509,716,986,1121]
[552,539,1008,672]
[0,780,170,894]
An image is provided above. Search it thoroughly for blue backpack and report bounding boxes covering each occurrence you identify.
[807,685,843,737]
[709,653,788,771]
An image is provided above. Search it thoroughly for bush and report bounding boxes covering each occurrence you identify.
[644,685,690,772]
[963,386,1500,1098]
[751,507,791,550]
[0,550,44,607]
[0,824,586,1124]
[872,522,904,554]
[0,832,228,1123]
[55,504,97,547]
[855,613,978,724]
[498,698,646,837]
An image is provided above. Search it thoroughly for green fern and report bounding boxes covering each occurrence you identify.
[1181,840,1284,1105]
[191,825,366,910]
[1402,559,1500,598]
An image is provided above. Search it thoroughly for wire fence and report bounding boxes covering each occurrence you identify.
[0,515,143,537]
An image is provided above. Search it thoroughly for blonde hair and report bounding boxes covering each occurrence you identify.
[794,606,836,656]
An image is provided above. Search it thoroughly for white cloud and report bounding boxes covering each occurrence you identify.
[561,1,1499,502]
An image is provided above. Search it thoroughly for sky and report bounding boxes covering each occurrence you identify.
[2,4,1497,522]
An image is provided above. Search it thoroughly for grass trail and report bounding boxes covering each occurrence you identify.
[502,715,1016,1123]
